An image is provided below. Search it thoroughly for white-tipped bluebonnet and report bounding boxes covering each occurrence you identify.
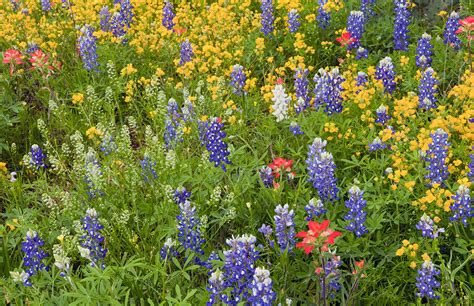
[288,9,301,33]
[259,166,274,188]
[375,105,391,125]
[118,0,134,28]
[41,0,51,11]
[289,122,304,135]
[99,6,111,32]
[164,99,183,149]
[77,25,99,71]
[162,1,175,30]
[203,118,231,171]
[418,68,438,110]
[416,260,440,300]
[305,198,327,220]
[160,238,179,260]
[177,200,205,255]
[274,204,295,253]
[26,42,39,53]
[306,138,339,202]
[317,0,331,29]
[248,267,276,305]
[425,128,450,186]
[207,269,226,305]
[181,100,195,123]
[360,0,375,20]
[100,135,117,156]
[258,224,274,248]
[450,185,473,226]
[140,155,158,183]
[179,40,193,66]
[313,68,345,115]
[393,0,410,51]
[30,144,47,169]
[294,67,311,113]
[416,214,445,238]
[321,253,342,293]
[79,208,107,269]
[416,33,433,68]
[356,47,369,60]
[356,71,368,87]
[260,0,275,36]
[443,12,461,50]
[271,83,290,122]
[110,12,127,41]
[346,11,365,50]
[375,57,396,94]
[230,64,247,96]
[468,149,474,182]
[368,137,387,151]
[344,186,368,237]
[84,151,104,199]
[21,230,49,286]
[174,187,192,204]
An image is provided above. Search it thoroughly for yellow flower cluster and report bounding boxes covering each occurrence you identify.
[411,184,454,215]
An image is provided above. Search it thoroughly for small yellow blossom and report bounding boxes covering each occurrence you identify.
[72,93,84,105]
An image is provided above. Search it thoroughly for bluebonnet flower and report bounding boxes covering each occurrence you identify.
[271,83,290,122]
[181,100,195,123]
[119,0,134,28]
[79,208,107,269]
[416,214,445,238]
[84,151,104,199]
[317,0,331,29]
[160,238,179,260]
[164,99,183,149]
[260,0,275,36]
[416,260,440,299]
[294,67,311,113]
[356,47,369,59]
[288,9,301,33]
[174,187,191,204]
[450,185,473,226]
[21,230,49,286]
[259,166,274,188]
[346,11,365,50]
[207,269,226,305]
[375,105,391,125]
[425,128,450,186]
[100,135,117,156]
[203,118,231,171]
[290,122,304,135]
[306,138,339,202]
[320,253,342,293]
[26,42,39,53]
[99,6,111,32]
[140,155,158,183]
[416,33,433,68]
[274,204,295,253]
[40,0,51,11]
[162,1,175,30]
[360,0,375,20]
[443,12,462,50]
[176,200,205,255]
[198,119,209,146]
[313,68,345,115]
[248,267,276,305]
[468,150,474,182]
[30,144,47,169]
[305,198,327,220]
[110,12,127,41]
[368,137,387,151]
[418,68,438,110]
[375,57,396,94]
[77,25,99,71]
[344,186,368,237]
[230,64,247,96]
[179,40,193,66]
[356,71,368,87]
[258,224,274,248]
[393,0,410,51]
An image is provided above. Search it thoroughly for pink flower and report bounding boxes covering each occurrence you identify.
[456,16,474,40]
[3,49,23,75]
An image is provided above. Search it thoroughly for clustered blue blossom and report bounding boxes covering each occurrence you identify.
[321,253,342,293]
[202,118,231,171]
[288,9,300,33]
[230,64,247,96]
[258,224,274,248]
[248,267,276,305]
[450,185,473,226]
[375,105,391,125]
[99,6,111,32]
[140,155,158,183]
[274,204,295,253]
[260,0,275,36]
[118,0,134,28]
[176,201,205,255]
[77,25,99,71]
[416,33,433,68]
[26,42,39,53]
[317,0,331,29]
[393,0,410,51]
[305,198,327,220]
[368,137,387,151]
[344,186,368,237]
[174,187,192,204]
[21,230,49,286]
[289,121,304,135]
[41,0,51,11]
[106,0,133,43]
[80,208,107,269]
[443,11,461,50]
[360,0,375,20]
[418,68,438,110]
[313,68,345,115]
[375,57,396,94]
[356,47,369,60]
[425,128,450,186]
[346,11,365,50]
[160,238,179,260]
[468,149,474,182]
[162,1,175,30]
[259,166,274,188]
[179,39,194,66]
[100,136,117,156]
[356,71,368,87]
[416,214,445,238]
[164,99,183,149]
[294,67,311,113]
[30,144,47,169]
[416,261,440,300]
[84,151,104,199]
[306,138,339,202]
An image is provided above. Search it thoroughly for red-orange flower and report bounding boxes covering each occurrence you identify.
[30,50,50,69]
[336,32,357,47]
[296,220,342,254]
[3,49,23,75]
[352,260,365,274]
[456,16,474,40]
